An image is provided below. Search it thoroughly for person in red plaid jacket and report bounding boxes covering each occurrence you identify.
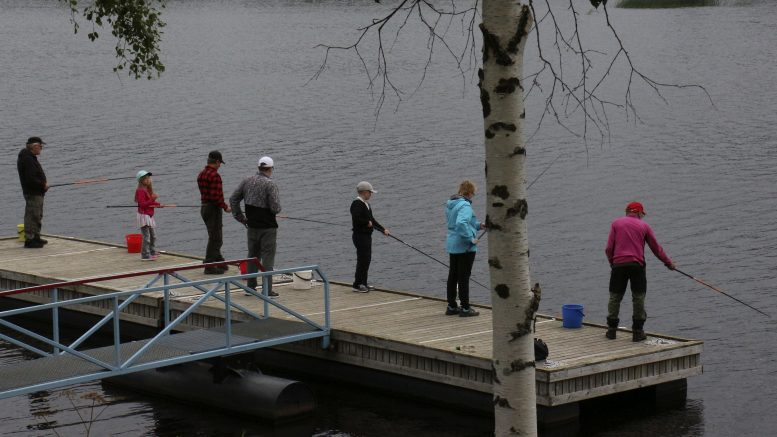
[197,151,231,274]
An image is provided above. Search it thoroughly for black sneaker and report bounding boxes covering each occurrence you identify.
[445,305,460,315]
[24,239,44,249]
[459,307,480,317]
[366,284,376,291]
[352,285,369,293]
[35,237,48,245]
[267,290,279,298]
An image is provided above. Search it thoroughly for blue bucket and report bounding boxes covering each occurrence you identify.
[562,304,584,329]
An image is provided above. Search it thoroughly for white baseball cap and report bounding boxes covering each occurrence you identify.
[356,181,377,193]
[258,156,274,168]
[136,170,152,181]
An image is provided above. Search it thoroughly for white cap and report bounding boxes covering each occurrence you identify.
[356,181,377,193]
[258,156,274,168]
[136,170,152,181]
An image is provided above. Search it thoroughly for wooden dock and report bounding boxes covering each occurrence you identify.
[0,235,702,423]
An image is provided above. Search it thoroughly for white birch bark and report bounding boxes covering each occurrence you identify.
[480,2,540,436]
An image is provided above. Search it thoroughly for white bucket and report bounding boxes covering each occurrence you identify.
[292,271,313,290]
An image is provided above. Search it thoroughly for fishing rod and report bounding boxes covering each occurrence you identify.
[278,214,491,289]
[50,173,170,188]
[50,176,137,188]
[277,216,348,227]
[387,230,490,290]
[106,204,182,208]
[526,152,564,190]
[675,268,770,318]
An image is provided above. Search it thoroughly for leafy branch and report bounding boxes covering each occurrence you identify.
[62,0,166,79]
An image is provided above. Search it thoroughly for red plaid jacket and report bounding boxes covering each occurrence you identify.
[197,166,228,210]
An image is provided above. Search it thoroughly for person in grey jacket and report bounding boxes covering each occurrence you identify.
[445,180,485,317]
[17,137,49,248]
[230,156,281,297]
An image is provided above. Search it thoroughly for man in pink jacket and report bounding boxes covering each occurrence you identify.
[605,202,675,342]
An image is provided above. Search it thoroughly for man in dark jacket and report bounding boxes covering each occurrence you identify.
[350,181,390,293]
[17,137,49,248]
[198,150,231,274]
[230,156,281,297]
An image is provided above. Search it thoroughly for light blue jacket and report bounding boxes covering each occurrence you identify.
[446,195,481,254]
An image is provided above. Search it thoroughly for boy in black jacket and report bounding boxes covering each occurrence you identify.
[350,181,390,293]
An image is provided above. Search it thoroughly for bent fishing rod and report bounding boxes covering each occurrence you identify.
[675,268,770,318]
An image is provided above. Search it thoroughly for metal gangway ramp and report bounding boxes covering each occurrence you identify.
[0,258,331,400]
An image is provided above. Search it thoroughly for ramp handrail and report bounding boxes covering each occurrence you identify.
[0,257,264,297]
[0,262,331,400]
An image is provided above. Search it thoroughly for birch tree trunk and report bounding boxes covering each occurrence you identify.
[480,2,539,436]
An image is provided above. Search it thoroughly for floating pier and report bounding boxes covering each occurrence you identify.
[0,235,702,427]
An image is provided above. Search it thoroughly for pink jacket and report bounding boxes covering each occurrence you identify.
[135,187,160,217]
[605,215,672,267]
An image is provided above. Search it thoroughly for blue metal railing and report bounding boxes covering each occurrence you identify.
[0,259,330,399]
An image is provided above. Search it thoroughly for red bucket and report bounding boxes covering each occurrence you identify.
[125,234,142,253]
[239,261,247,274]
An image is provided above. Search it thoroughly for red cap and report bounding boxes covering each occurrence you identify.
[626,201,645,215]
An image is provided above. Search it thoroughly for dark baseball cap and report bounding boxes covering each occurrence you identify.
[26,137,45,145]
[208,150,225,164]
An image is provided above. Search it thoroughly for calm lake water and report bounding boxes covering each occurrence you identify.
[1,0,776,435]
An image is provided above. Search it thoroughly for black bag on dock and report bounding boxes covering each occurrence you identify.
[534,338,549,361]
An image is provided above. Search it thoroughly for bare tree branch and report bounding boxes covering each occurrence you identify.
[310,0,480,117]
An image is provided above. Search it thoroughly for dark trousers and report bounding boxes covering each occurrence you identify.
[200,203,224,263]
[246,227,277,292]
[447,252,476,309]
[608,263,647,322]
[352,232,372,288]
[23,194,44,241]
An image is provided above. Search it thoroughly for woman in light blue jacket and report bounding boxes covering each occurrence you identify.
[445,180,485,317]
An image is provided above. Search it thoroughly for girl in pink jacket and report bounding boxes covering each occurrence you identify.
[135,170,161,260]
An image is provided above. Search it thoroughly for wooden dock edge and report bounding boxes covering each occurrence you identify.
[0,275,702,409]
[1,236,703,413]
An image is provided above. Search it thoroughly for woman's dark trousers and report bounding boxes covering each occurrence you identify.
[447,252,476,309]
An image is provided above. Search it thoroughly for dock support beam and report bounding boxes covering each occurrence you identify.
[652,378,688,410]
[537,402,580,435]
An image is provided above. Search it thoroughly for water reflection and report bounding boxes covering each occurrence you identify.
[580,394,705,437]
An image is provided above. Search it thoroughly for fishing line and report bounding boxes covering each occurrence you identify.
[50,176,133,188]
[106,204,182,208]
[388,230,490,290]
[675,268,770,318]
[280,214,491,290]
[526,152,564,190]
[50,174,170,188]
[277,216,347,227]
